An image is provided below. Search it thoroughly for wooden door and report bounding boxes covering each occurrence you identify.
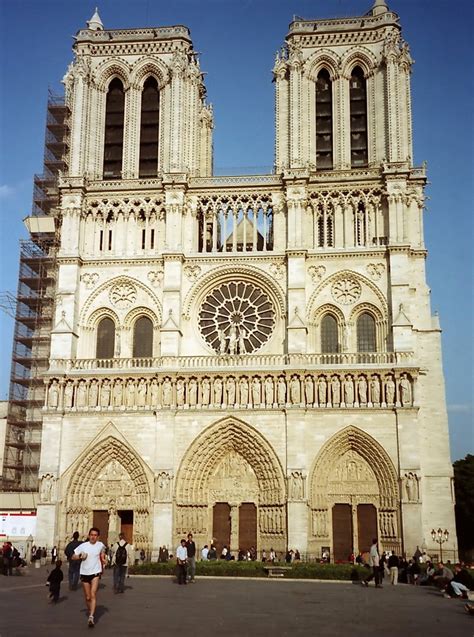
[118,510,134,544]
[92,510,109,546]
[213,503,231,556]
[332,504,352,562]
[239,503,257,552]
[357,504,377,554]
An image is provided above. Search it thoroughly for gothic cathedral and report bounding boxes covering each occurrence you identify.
[26,2,455,560]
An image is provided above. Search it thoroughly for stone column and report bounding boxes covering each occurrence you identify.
[230,504,240,555]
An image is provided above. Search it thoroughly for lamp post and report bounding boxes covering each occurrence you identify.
[431,528,449,562]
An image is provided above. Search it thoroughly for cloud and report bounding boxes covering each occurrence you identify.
[447,403,473,414]
[0,185,14,199]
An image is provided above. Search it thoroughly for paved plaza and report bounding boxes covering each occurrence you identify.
[0,566,472,636]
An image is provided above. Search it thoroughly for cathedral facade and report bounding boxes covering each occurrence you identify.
[33,2,456,560]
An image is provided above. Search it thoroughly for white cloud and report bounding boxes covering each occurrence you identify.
[447,403,473,414]
[0,184,14,199]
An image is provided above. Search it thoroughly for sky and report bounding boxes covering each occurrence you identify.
[0,0,473,461]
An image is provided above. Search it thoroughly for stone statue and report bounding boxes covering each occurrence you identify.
[150,378,159,406]
[188,378,197,406]
[385,375,395,404]
[162,378,172,406]
[399,373,412,406]
[88,379,99,408]
[289,471,304,500]
[214,378,223,406]
[318,376,327,405]
[226,377,236,406]
[176,379,185,406]
[305,376,314,405]
[331,376,340,405]
[201,378,210,405]
[112,379,123,407]
[218,329,227,355]
[278,377,286,404]
[251,377,261,406]
[238,328,247,354]
[126,379,136,408]
[40,474,55,502]
[405,472,418,501]
[48,380,59,408]
[137,378,147,407]
[64,381,74,409]
[290,375,300,404]
[343,375,354,404]
[358,376,368,405]
[100,379,111,408]
[156,472,171,501]
[228,325,238,355]
[265,376,274,406]
[239,377,248,405]
[370,376,380,404]
[75,381,89,412]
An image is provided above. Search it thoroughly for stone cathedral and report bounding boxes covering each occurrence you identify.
[29,2,456,561]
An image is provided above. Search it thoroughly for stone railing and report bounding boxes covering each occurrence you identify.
[44,368,415,412]
[49,351,414,373]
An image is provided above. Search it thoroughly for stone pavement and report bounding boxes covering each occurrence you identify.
[0,565,472,637]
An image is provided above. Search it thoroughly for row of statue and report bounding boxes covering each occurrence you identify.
[311,508,397,539]
[46,372,413,410]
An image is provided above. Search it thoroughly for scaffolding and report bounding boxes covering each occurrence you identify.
[1,90,69,491]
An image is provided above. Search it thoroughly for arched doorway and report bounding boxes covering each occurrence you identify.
[174,417,286,556]
[309,427,400,561]
[62,436,153,552]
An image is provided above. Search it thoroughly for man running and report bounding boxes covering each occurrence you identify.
[72,527,106,628]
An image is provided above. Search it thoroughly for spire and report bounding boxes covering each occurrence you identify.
[87,7,104,31]
[371,0,389,16]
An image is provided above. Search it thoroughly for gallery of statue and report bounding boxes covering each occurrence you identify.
[11,1,456,561]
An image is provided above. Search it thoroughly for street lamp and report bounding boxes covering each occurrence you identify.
[431,528,449,562]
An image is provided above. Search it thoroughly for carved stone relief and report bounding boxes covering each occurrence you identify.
[81,272,99,289]
[208,451,259,503]
[331,278,361,304]
[109,282,137,308]
[308,265,326,282]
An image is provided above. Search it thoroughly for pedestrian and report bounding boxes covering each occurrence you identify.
[72,527,106,628]
[201,544,209,561]
[176,539,188,585]
[362,539,382,588]
[47,559,63,603]
[186,533,196,583]
[51,546,58,564]
[208,545,217,560]
[2,542,13,576]
[64,531,82,590]
[388,551,399,585]
[112,532,132,594]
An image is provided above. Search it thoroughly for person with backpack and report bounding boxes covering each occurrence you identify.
[112,533,131,594]
[64,531,82,590]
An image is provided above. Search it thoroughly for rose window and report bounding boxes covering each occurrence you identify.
[198,281,275,354]
[331,278,361,305]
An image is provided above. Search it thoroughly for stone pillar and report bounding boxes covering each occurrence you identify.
[152,502,173,562]
[287,502,308,555]
[230,504,239,554]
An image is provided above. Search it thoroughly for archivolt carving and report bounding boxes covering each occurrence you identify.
[175,417,286,506]
[65,435,152,510]
[306,269,387,323]
[340,46,378,78]
[309,426,399,510]
[86,306,121,329]
[310,303,345,327]
[80,275,162,326]
[94,59,131,91]
[123,306,160,329]
[130,57,171,89]
[304,49,341,80]
[349,302,385,325]
[182,266,286,321]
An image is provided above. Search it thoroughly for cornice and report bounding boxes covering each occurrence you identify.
[306,249,388,261]
[183,253,286,266]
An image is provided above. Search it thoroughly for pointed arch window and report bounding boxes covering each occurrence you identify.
[96,317,115,359]
[133,316,153,358]
[321,314,339,353]
[103,78,125,179]
[357,312,376,352]
[139,77,160,178]
[349,67,368,167]
[315,69,333,170]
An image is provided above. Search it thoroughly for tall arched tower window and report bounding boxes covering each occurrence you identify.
[133,316,153,358]
[139,77,160,178]
[349,67,368,167]
[103,78,125,179]
[321,314,339,353]
[315,69,333,169]
[357,312,376,352]
[96,317,115,359]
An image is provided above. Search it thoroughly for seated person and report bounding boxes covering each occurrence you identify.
[444,564,473,598]
[433,562,454,589]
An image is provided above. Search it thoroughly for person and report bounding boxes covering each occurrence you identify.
[413,546,422,563]
[51,546,58,564]
[208,545,217,560]
[444,564,473,599]
[112,533,132,594]
[388,552,399,585]
[433,562,454,590]
[2,542,13,576]
[419,561,436,586]
[261,549,267,562]
[362,539,382,588]
[220,545,228,560]
[47,559,63,603]
[201,545,209,561]
[176,539,188,585]
[65,531,83,591]
[72,527,106,628]
[186,533,196,583]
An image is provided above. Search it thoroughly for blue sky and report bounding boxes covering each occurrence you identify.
[0,0,472,460]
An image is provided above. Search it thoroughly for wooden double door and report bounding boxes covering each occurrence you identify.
[212,502,257,555]
[92,509,134,546]
[332,503,377,562]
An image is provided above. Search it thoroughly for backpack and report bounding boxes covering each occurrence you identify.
[115,542,128,566]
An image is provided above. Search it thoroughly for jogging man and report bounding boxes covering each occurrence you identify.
[72,527,106,628]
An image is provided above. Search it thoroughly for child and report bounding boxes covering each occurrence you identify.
[47,559,64,603]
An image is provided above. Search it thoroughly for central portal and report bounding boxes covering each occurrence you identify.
[213,503,231,556]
